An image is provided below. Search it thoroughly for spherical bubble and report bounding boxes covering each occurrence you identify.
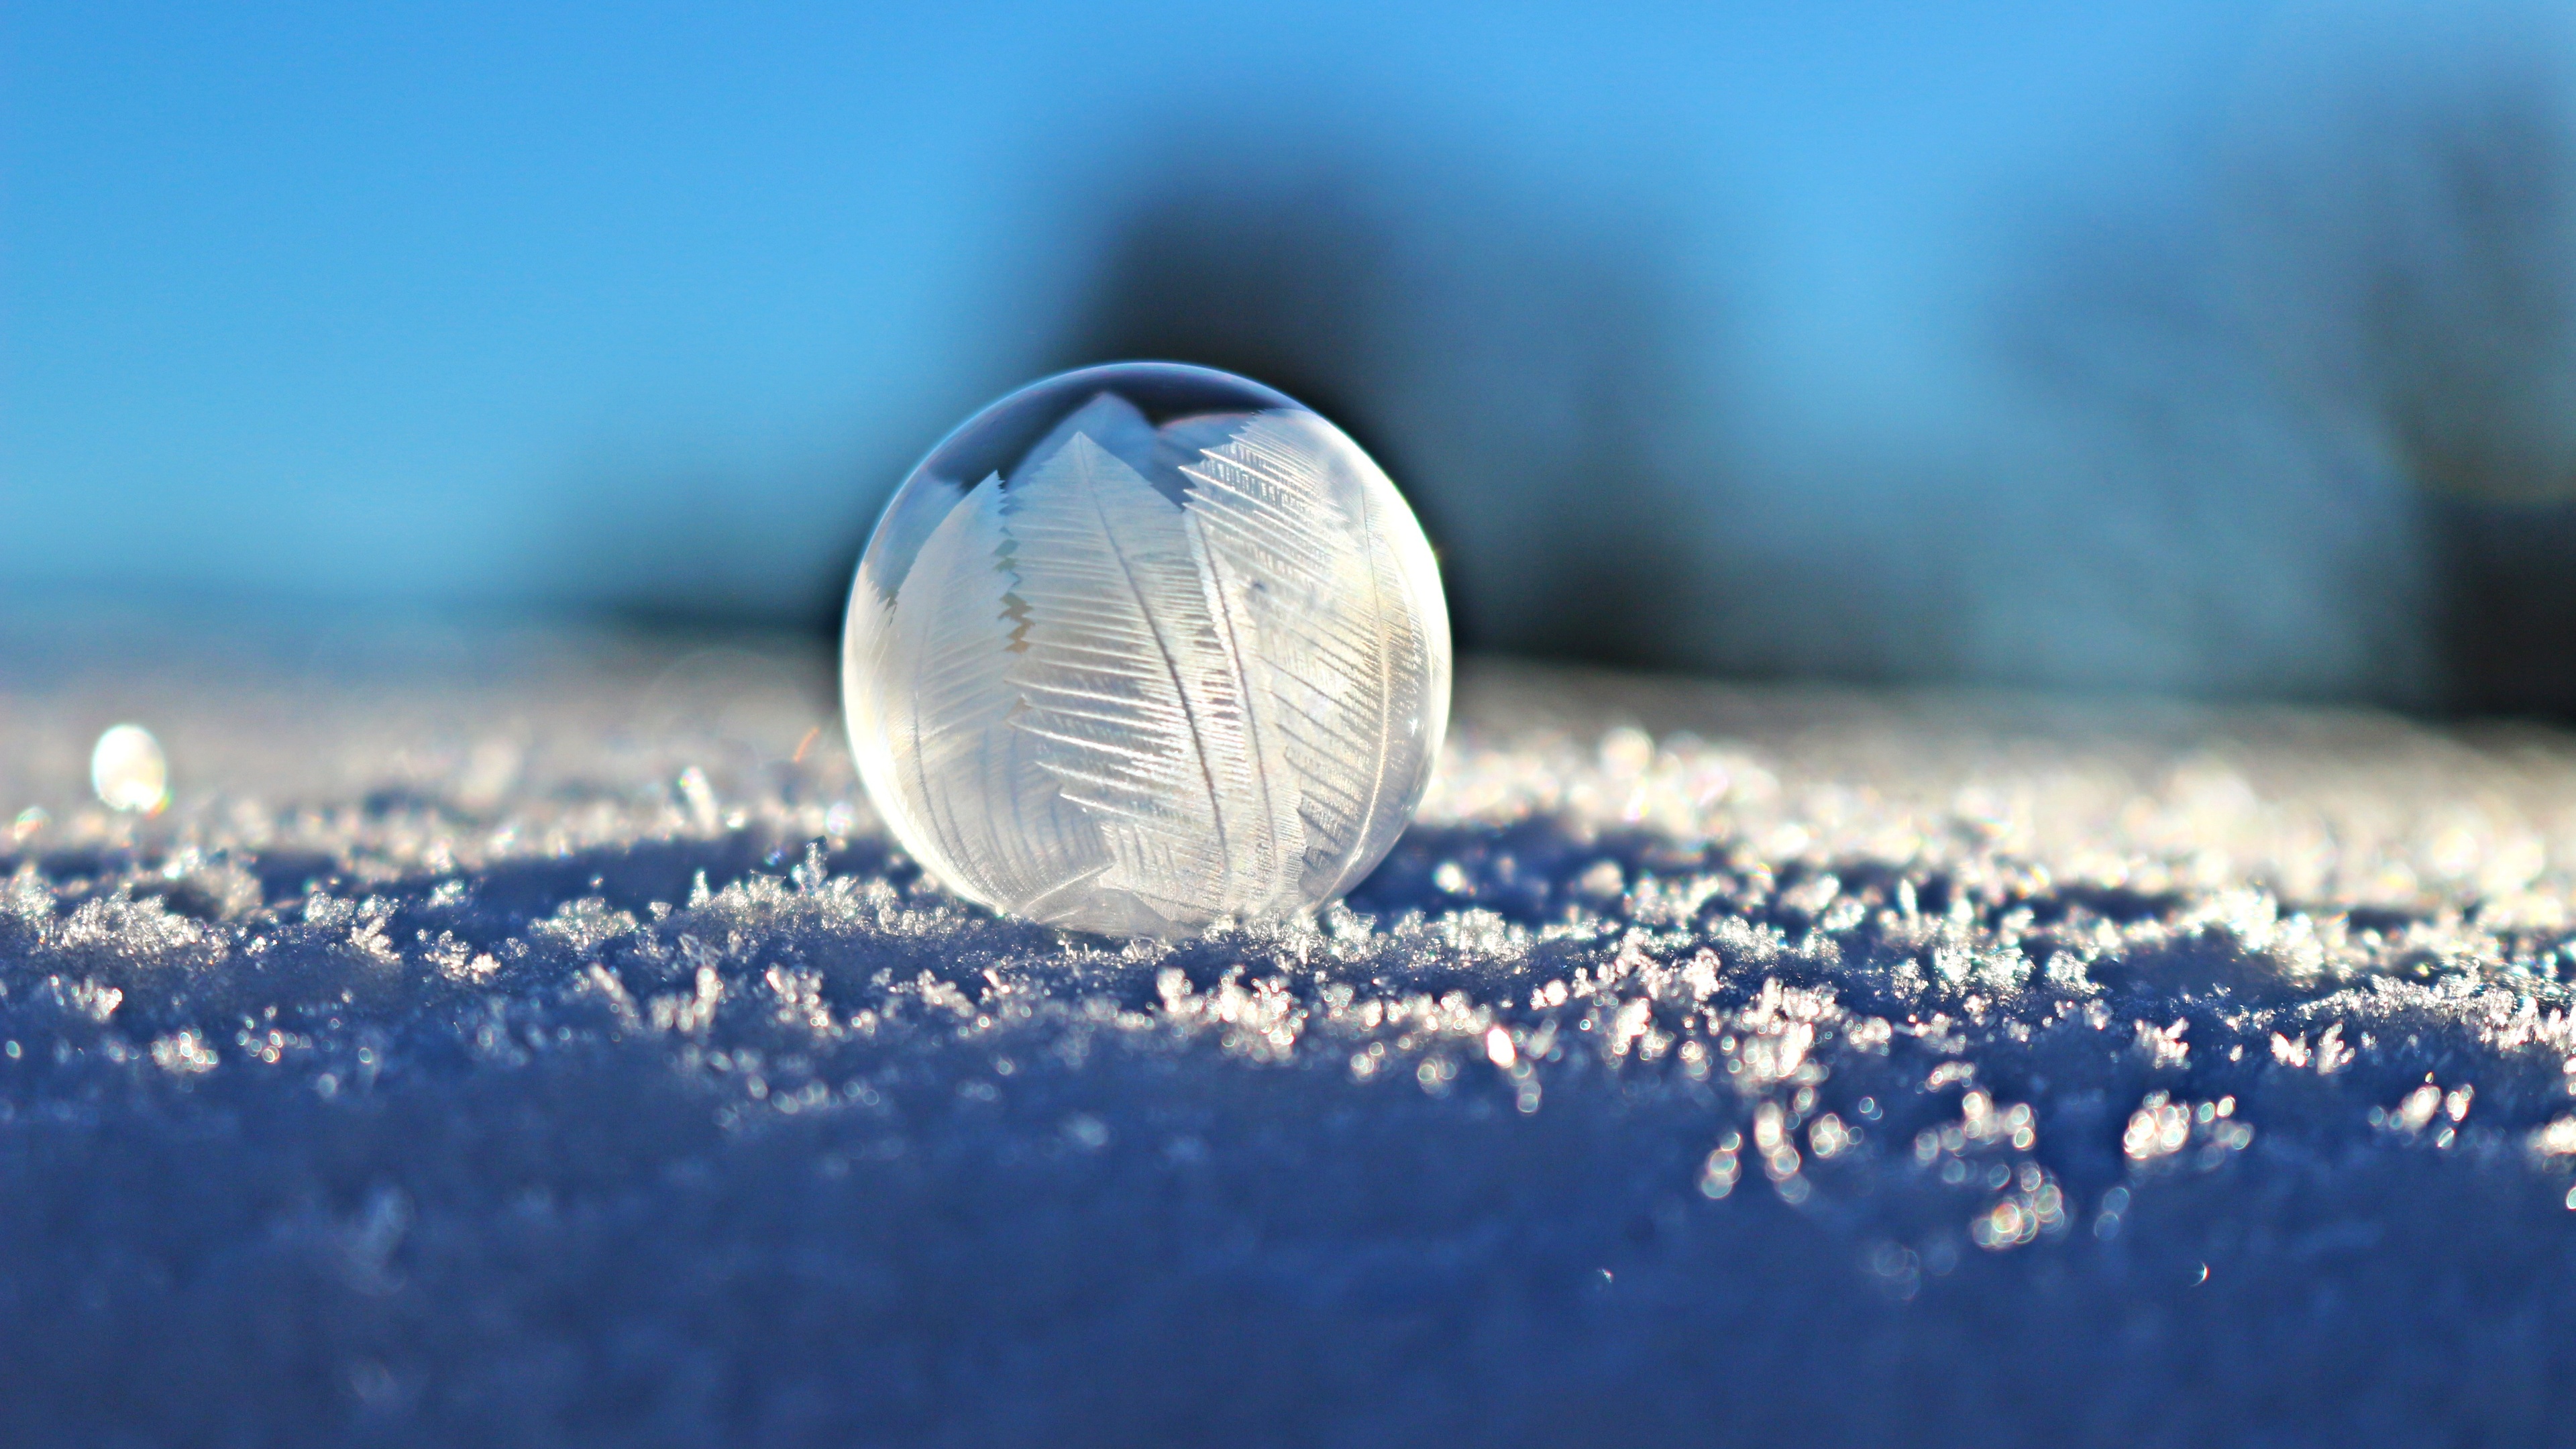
[842,362,1451,936]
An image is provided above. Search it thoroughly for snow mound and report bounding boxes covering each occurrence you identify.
[5,631,2576,1446]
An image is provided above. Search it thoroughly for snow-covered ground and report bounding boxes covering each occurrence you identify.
[5,625,2576,1446]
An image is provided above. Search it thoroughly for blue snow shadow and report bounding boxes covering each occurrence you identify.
[3,807,2576,1446]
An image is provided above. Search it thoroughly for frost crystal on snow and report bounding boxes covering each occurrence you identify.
[843,364,1451,935]
[14,630,2576,1442]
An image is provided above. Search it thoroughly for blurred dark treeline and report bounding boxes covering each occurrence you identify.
[17,5,2576,718]
[1988,14,2576,715]
[1051,157,1727,675]
[358,9,2576,716]
[610,13,2576,717]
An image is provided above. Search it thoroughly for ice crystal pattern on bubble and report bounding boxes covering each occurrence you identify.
[845,389,1450,935]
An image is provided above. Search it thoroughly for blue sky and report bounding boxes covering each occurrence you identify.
[15,0,2524,707]
[0,2,2273,600]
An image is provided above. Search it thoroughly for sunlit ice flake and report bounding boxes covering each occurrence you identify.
[842,363,1450,936]
[91,723,170,814]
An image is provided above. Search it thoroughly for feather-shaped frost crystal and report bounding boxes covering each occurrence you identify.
[843,363,1451,935]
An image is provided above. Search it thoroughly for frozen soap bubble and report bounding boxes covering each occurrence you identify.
[843,362,1451,936]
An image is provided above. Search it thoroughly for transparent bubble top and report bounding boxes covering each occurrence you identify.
[843,363,1452,936]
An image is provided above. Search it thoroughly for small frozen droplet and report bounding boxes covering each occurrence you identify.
[91,724,169,814]
[843,363,1451,936]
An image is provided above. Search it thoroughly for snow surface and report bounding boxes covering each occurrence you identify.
[7,625,2576,1446]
